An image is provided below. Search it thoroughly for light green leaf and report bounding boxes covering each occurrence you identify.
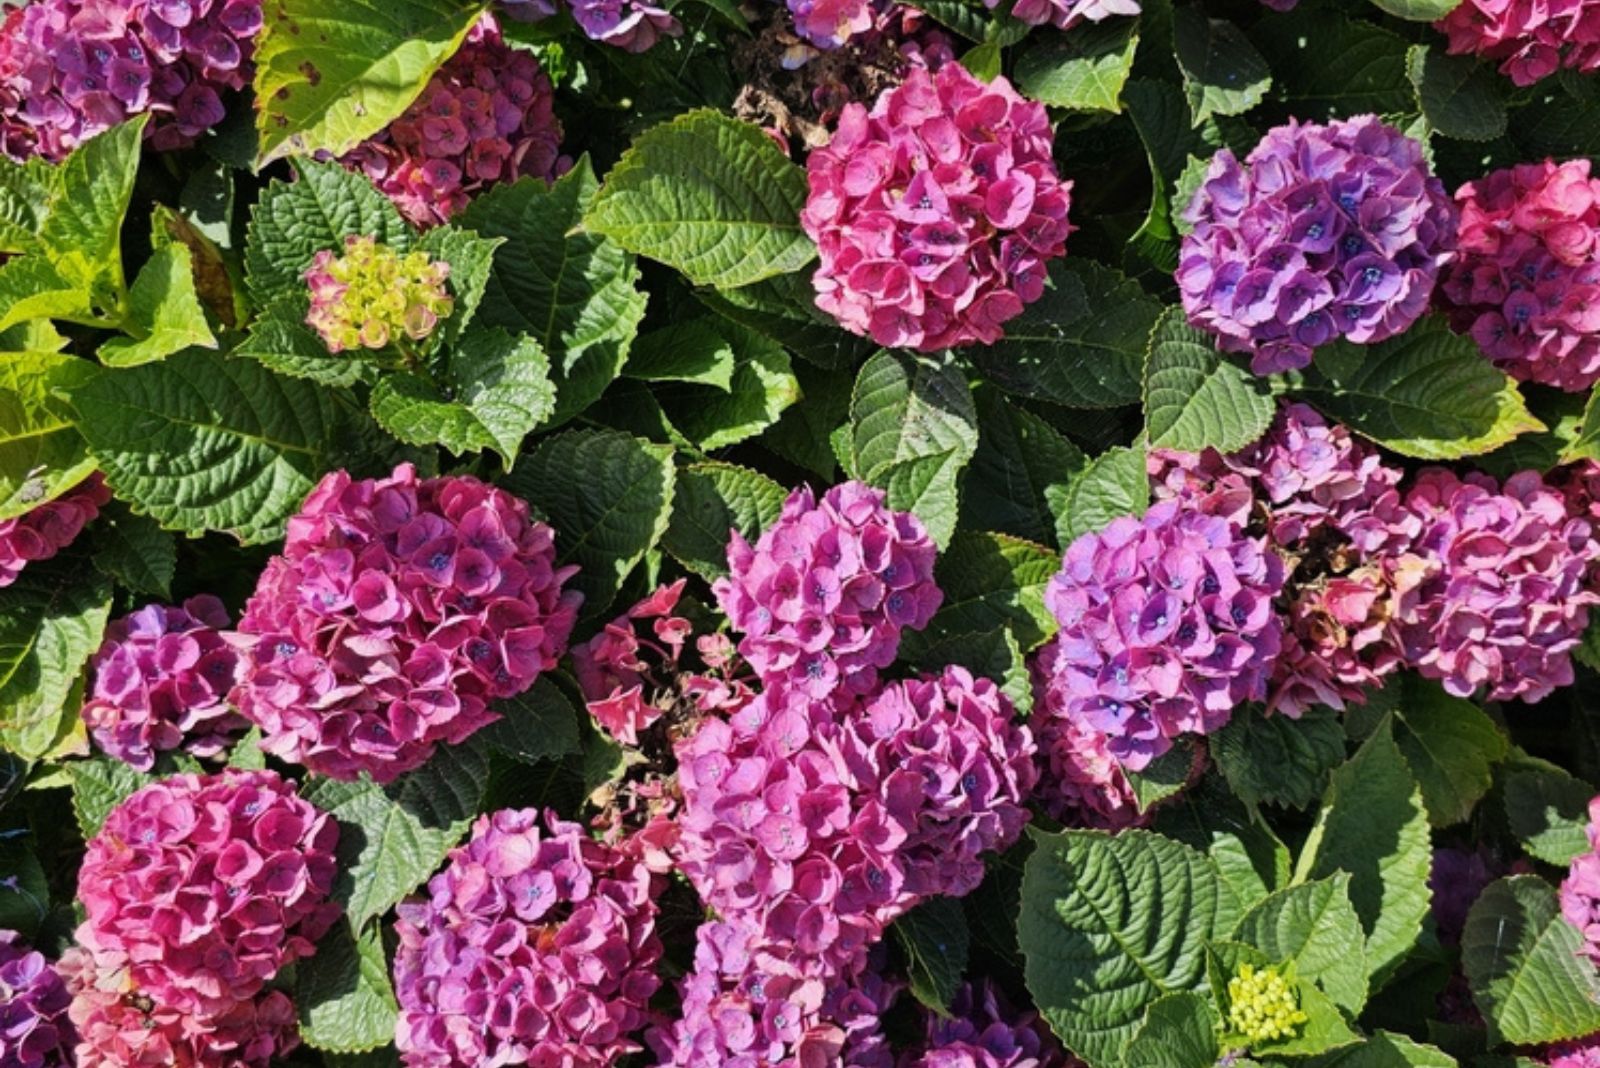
[1046,443,1149,548]
[971,259,1161,410]
[296,918,400,1053]
[1250,9,1412,120]
[1407,45,1507,142]
[962,40,1003,81]
[235,298,372,387]
[1212,705,1348,811]
[1173,6,1272,126]
[477,676,582,765]
[39,118,145,304]
[369,328,555,467]
[415,224,502,346]
[909,625,1033,716]
[0,156,54,257]
[91,501,177,598]
[300,741,490,931]
[69,755,150,838]
[457,164,647,426]
[1300,320,1542,460]
[1014,17,1139,112]
[1370,0,1461,19]
[916,531,1058,651]
[254,0,489,164]
[893,896,970,1015]
[661,461,786,580]
[1144,307,1275,453]
[1125,992,1220,1068]
[64,350,342,544]
[627,319,739,390]
[1501,753,1596,867]
[1124,740,1200,816]
[1385,675,1507,828]
[0,555,110,760]
[1304,1032,1458,1068]
[1462,875,1600,1045]
[0,257,99,334]
[585,109,814,289]
[1231,874,1369,1015]
[961,387,1085,549]
[507,429,676,622]
[1561,385,1600,465]
[99,245,218,367]
[1295,720,1432,988]
[655,325,800,451]
[0,351,97,521]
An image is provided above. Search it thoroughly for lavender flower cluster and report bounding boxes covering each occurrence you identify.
[0,930,74,1068]
[499,0,678,54]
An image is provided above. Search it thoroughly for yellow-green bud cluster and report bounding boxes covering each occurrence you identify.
[303,235,454,354]
[1227,963,1307,1044]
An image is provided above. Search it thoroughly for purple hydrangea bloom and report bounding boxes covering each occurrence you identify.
[1545,1035,1600,1068]
[900,981,1073,1068]
[1036,499,1285,771]
[1562,795,1600,970]
[497,0,678,51]
[82,594,245,772]
[231,463,582,783]
[0,474,110,588]
[0,931,74,1068]
[1177,115,1456,374]
[714,481,941,699]
[1029,655,1139,830]
[996,0,1137,31]
[393,808,663,1068]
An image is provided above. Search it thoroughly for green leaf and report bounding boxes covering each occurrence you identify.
[0,258,98,335]
[507,429,676,622]
[1046,443,1149,548]
[1208,940,1359,1057]
[1019,828,1241,1068]
[962,40,1002,81]
[0,555,109,760]
[1172,6,1272,126]
[0,840,49,935]
[1560,385,1600,465]
[961,387,1085,549]
[1295,720,1432,988]
[1385,675,1507,828]
[917,531,1058,651]
[296,918,399,1053]
[844,351,978,548]
[227,727,268,770]
[1501,755,1596,867]
[1407,45,1507,142]
[909,626,1033,716]
[64,350,342,544]
[236,298,373,387]
[477,676,582,765]
[1143,307,1275,453]
[254,0,488,164]
[99,244,218,367]
[1462,875,1600,1045]
[652,325,800,452]
[0,156,53,257]
[1304,1032,1458,1068]
[91,501,177,598]
[370,328,555,467]
[1250,9,1412,121]
[1125,992,1220,1068]
[39,119,144,304]
[1231,874,1369,1015]
[1014,17,1139,112]
[1212,706,1348,811]
[457,164,647,427]
[245,162,411,309]
[695,272,870,371]
[661,461,787,580]
[585,109,814,289]
[627,319,739,390]
[1370,0,1461,19]
[0,351,97,521]
[893,896,970,1015]
[1156,779,1292,906]
[415,224,502,346]
[300,741,490,931]
[69,755,149,838]
[971,259,1161,410]
[1299,320,1541,460]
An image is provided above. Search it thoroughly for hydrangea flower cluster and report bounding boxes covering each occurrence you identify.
[574,577,694,745]
[303,236,454,354]
[71,771,339,1020]
[0,474,110,588]
[231,464,581,782]
[785,0,876,50]
[1438,158,1600,392]
[1178,115,1456,374]
[0,930,74,1068]
[1028,684,1139,829]
[901,981,1071,1068]
[0,0,262,162]
[676,667,1035,979]
[994,0,1137,31]
[801,62,1074,351]
[1436,0,1600,86]
[1036,499,1285,771]
[714,481,940,698]
[1227,964,1307,1044]
[1560,796,1600,969]
[341,17,566,228]
[1396,468,1598,703]
[82,594,245,771]
[498,0,678,53]
[392,807,662,1068]
[1545,1036,1600,1068]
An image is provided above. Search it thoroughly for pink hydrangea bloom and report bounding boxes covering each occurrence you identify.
[0,0,261,161]
[73,770,339,1020]
[714,481,940,699]
[1397,468,1599,703]
[392,808,663,1068]
[1436,0,1600,86]
[1036,499,1285,771]
[303,235,454,354]
[0,930,74,1068]
[1439,159,1600,392]
[0,474,110,588]
[1545,1035,1600,1068]
[1026,671,1139,829]
[1562,796,1600,969]
[998,0,1137,31]
[231,464,581,782]
[1558,460,1600,528]
[82,595,245,772]
[60,947,299,1068]
[573,578,693,745]
[1178,116,1456,374]
[901,981,1072,1068]
[787,0,876,49]
[801,62,1074,351]
[341,16,566,227]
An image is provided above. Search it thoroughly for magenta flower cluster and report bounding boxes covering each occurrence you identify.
[1439,158,1600,392]
[1562,796,1600,970]
[1178,115,1456,374]
[0,0,261,162]
[801,61,1074,351]
[231,463,581,783]
[714,481,941,699]
[0,474,110,588]
[1436,0,1600,86]
[1545,1036,1600,1068]
[392,807,662,1068]
[996,0,1137,31]
[341,17,567,228]
[498,0,678,53]
[0,930,74,1068]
